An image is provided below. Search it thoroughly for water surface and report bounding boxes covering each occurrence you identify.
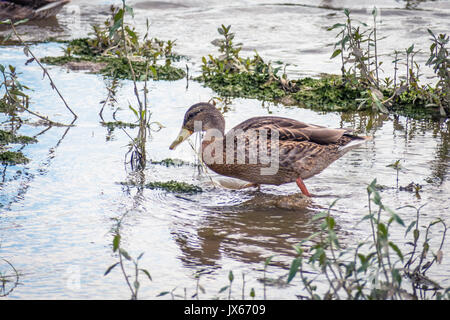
[0,0,449,299]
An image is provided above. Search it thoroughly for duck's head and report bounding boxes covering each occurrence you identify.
[169,102,225,150]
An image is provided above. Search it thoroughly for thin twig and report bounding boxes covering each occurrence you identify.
[9,22,78,122]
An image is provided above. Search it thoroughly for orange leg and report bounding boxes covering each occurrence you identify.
[296,177,311,197]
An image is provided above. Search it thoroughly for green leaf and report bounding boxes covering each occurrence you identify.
[405,221,416,237]
[385,206,405,227]
[378,222,388,239]
[157,291,170,297]
[109,19,122,38]
[372,7,377,17]
[119,248,132,261]
[389,241,404,262]
[413,229,420,242]
[406,44,414,54]
[327,23,346,31]
[129,105,139,118]
[392,268,402,285]
[264,255,274,267]
[326,216,336,230]
[330,49,342,59]
[312,211,328,221]
[149,65,158,79]
[113,234,120,252]
[13,18,29,26]
[218,285,229,293]
[287,257,302,283]
[104,262,119,276]
[228,270,234,283]
[124,4,134,18]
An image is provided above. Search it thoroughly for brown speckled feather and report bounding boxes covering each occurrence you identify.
[231,116,354,144]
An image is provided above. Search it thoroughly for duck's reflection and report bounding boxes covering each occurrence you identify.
[171,193,318,271]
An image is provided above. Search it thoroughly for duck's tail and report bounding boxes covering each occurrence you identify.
[338,134,372,156]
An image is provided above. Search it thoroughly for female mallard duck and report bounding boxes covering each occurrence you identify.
[169,102,370,197]
[0,0,70,21]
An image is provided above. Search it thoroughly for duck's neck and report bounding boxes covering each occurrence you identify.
[202,127,224,150]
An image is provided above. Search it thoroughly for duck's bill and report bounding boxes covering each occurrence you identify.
[169,128,193,150]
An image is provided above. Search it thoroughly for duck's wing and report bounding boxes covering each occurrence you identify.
[230,116,353,145]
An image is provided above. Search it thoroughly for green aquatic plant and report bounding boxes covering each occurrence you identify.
[120,179,202,194]
[286,179,448,300]
[0,64,30,117]
[0,129,37,145]
[40,5,185,82]
[197,20,446,118]
[150,158,193,167]
[104,228,152,300]
[386,159,402,189]
[425,29,449,115]
[101,121,140,130]
[327,8,448,117]
[0,150,29,165]
[198,25,296,102]
[144,180,202,194]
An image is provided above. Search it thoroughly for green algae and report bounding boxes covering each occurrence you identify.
[120,180,202,193]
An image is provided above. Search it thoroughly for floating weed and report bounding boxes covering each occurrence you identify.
[101,121,140,130]
[119,180,202,194]
[144,180,202,194]
[149,158,194,167]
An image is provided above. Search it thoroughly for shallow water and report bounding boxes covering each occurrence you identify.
[0,1,449,299]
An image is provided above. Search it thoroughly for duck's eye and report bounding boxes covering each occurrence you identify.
[186,109,202,122]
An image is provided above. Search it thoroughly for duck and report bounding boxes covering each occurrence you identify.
[169,102,371,197]
[0,0,70,21]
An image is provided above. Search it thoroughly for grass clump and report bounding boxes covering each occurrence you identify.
[41,6,185,81]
